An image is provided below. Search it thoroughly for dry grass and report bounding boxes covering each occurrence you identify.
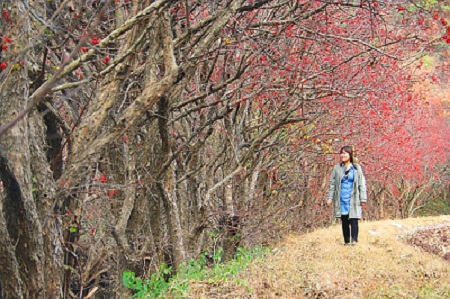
[187,215,450,299]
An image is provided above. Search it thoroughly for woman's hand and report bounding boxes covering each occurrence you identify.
[361,202,367,211]
[327,200,333,207]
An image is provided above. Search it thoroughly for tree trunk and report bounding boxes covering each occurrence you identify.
[0,2,65,297]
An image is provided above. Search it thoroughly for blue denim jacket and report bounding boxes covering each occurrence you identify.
[340,166,354,215]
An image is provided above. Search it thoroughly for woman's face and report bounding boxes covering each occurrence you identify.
[340,150,351,163]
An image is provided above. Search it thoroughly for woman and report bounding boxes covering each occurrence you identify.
[327,145,367,245]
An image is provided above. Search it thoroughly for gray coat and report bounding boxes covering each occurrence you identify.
[327,163,367,219]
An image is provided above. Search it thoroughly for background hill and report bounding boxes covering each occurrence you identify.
[186,215,450,299]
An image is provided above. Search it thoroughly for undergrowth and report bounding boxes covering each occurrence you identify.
[123,246,269,298]
[420,197,450,216]
[123,216,450,298]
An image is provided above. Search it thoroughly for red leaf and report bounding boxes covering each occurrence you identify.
[99,174,107,183]
[432,11,439,20]
[418,16,425,26]
[91,37,100,45]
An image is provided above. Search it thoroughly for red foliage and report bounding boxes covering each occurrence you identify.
[98,174,107,183]
[216,1,450,217]
[91,37,100,45]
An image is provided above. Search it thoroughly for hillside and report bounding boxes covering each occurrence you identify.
[187,215,450,299]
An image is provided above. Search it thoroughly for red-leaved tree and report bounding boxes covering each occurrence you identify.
[0,1,449,298]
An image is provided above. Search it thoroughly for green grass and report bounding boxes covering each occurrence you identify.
[123,246,269,298]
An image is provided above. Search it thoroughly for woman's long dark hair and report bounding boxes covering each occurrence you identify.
[340,145,354,164]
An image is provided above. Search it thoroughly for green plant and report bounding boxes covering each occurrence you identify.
[123,246,269,298]
[122,263,172,298]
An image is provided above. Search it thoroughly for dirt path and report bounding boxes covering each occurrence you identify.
[187,215,450,299]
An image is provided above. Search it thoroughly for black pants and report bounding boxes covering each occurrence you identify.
[341,214,359,243]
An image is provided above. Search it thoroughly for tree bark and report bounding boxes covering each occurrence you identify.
[0,2,62,297]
